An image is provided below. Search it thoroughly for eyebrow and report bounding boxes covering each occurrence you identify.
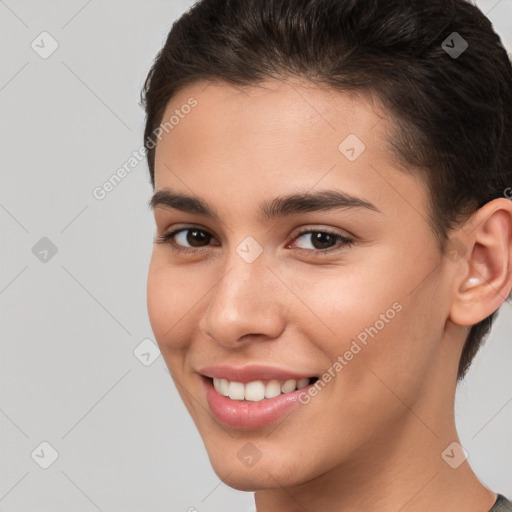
[148,187,380,220]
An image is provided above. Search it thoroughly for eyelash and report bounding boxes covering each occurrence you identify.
[155,226,355,256]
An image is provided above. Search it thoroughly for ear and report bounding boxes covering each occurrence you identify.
[449,197,512,326]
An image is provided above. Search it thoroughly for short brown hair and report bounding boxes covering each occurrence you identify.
[141,0,512,379]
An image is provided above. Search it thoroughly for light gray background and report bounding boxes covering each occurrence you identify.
[1,1,511,511]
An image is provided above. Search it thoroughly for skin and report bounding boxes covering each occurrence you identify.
[147,78,512,512]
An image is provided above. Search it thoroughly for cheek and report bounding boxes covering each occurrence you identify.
[146,255,198,355]
[296,247,445,394]
[324,268,444,410]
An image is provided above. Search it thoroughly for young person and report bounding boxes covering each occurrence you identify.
[142,1,512,510]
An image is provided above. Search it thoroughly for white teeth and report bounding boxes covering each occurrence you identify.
[244,381,266,401]
[219,378,229,396]
[228,381,245,400]
[281,379,297,394]
[212,377,312,401]
[265,380,282,399]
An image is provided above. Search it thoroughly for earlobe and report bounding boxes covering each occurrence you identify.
[449,198,512,326]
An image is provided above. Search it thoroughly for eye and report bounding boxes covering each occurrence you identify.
[289,228,354,254]
[155,226,354,255]
[155,227,218,254]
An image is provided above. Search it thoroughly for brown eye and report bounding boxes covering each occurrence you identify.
[155,227,218,253]
[181,229,211,247]
[309,232,338,250]
[291,229,353,253]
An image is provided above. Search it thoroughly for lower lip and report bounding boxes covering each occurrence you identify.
[203,378,309,430]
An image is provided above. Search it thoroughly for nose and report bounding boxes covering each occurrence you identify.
[199,250,286,348]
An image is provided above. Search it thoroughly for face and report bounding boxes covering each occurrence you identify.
[147,79,457,490]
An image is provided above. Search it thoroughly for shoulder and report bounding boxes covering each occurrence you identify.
[489,495,512,512]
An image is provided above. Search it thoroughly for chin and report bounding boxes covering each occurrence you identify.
[218,471,270,492]
[204,442,321,492]
[210,460,303,492]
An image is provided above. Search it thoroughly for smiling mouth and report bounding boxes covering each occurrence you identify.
[207,376,319,402]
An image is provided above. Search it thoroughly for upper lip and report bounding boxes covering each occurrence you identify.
[199,364,316,383]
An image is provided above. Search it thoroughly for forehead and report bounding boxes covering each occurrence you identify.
[156,79,389,166]
[153,79,428,226]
